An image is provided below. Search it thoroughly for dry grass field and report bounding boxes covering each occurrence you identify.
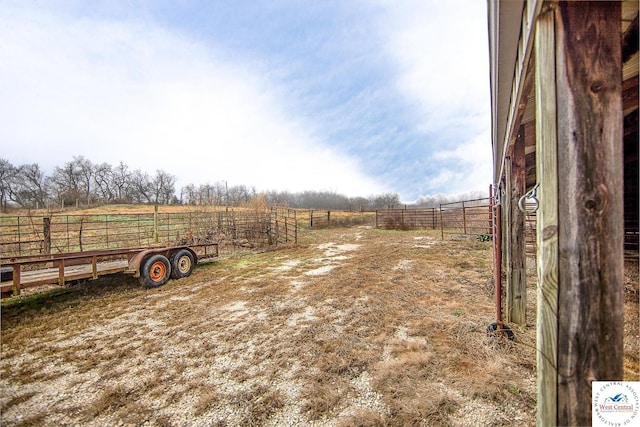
[1,225,638,426]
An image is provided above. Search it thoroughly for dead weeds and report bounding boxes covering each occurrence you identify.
[1,227,637,426]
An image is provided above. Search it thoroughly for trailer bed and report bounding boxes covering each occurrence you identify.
[1,243,217,297]
[0,259,129,293]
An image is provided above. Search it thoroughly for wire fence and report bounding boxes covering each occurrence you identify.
[438,198,493,238]
[306,210,375,229]
[375,209,438,230]
[0,208,297,258]
[373,198,494,239]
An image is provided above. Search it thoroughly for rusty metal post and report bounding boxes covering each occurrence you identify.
[462,201,467,234]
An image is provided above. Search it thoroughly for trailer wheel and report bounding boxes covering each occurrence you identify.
[170,249,195,279]
[140,254,171,288]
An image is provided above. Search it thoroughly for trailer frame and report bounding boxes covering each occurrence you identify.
[0,243,218,298]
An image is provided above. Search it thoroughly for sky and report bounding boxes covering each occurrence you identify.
[0,0,492,202]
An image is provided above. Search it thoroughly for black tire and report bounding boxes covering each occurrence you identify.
[139,254,171,288]
[170,249,195,279]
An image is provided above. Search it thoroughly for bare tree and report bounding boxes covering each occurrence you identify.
[0,159,18,211]
[181,184,197,205]
[370,193,401,209]
[50,160,82,205]
[151,169,176,204]
[74,156,94,204]
[130,170,153,204]
[111,161,132,203]
[13,163,49,208]
[93,162,114,203]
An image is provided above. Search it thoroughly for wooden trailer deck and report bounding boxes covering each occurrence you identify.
[0,259,130,295]
[1,243,218,297]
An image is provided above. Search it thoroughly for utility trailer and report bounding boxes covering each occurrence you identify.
[0,243,218,298]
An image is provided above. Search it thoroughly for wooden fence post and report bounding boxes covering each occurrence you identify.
[327,211,330,227]
[506,129,527,325]
[43,217,51,254]
[535,9,559,424]
[535,3,623,425]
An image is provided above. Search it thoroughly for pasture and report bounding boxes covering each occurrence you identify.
[1,215,638,426]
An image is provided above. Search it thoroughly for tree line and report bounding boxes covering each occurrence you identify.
[0,157,404,211]
[0,157,485,212]
[1,157,177,209]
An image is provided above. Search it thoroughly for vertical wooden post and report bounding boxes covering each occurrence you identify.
[555,3,624,425]
[43,217,51,255]
[92,256,98,280]
[506,129,527,325]
[58,259,65,286]
[535,7,559,425]
[493,204,503,324]
[503,158,513,319]
[12,265,21,297]
[536,3,624,425]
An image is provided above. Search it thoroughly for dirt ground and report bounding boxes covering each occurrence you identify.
[1,226,638,426]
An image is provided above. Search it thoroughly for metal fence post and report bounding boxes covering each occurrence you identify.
[462,201,467,234]
[153,205,159,243]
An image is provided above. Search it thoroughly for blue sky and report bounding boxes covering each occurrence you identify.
[0,0,491,202]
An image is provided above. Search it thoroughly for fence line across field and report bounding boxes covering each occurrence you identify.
[1,199,539,258]
[1,208,297,258]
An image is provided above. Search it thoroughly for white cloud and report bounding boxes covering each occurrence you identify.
[371,0,493,195]
[378,0,490,132]
[430,134,492,194]
[0,3,384,197]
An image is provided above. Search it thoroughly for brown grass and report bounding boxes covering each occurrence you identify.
[1,226,637,426]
